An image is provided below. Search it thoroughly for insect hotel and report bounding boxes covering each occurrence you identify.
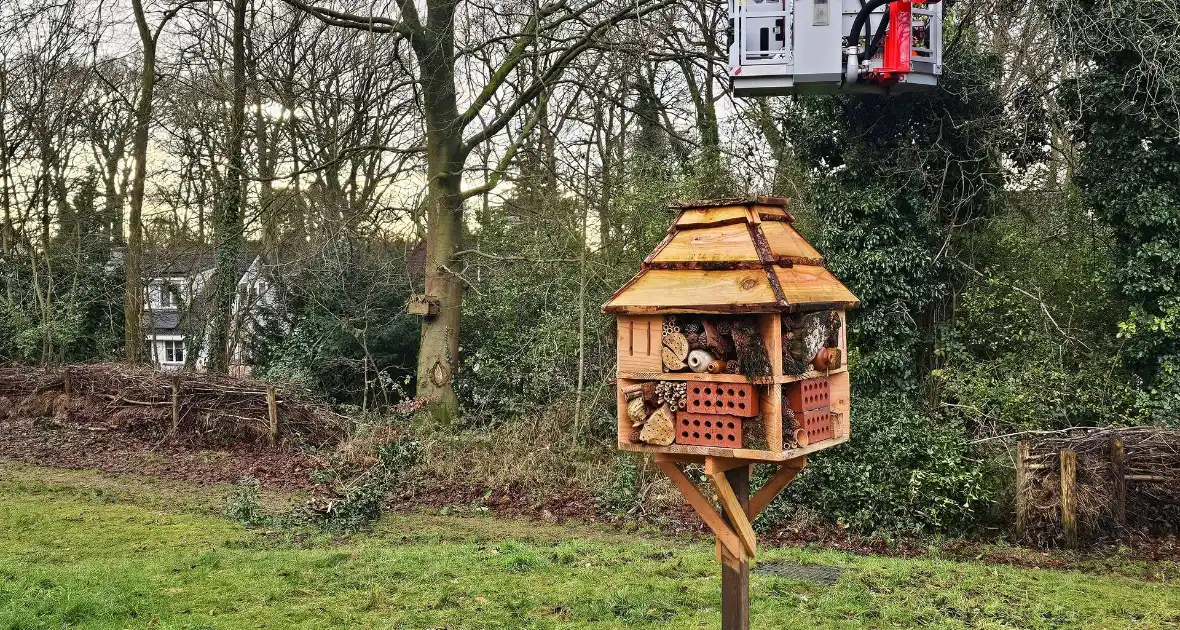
[603,197,859,629]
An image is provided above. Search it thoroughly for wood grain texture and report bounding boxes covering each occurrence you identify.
[1111,438,1126,529]
[653,223,761,263]
[619,432,849,462]
[603,269,778,313]
[675,206,751,228]
[618,370,778,384]
[760,383,783,452]
[755,203,794,223]
[1060,449,1078,549]
[828,370,850,439]
[616,316,662,373]
[709,463,757,557]
[720,466,751,630]
[656,460,746,561]
[617,377,638,446]
[760,221,824,263]
[772,265,861,307]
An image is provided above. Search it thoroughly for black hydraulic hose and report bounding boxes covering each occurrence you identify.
[846,0,894,50]
[861,8,890,61]
[858,0,873,53]
[847,0,942,54]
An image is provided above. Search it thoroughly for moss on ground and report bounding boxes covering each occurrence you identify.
[0,462,1177,629]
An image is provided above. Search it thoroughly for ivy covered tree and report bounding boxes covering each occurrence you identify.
[784,41,1005,397]
[1049,0,1180,422]
[764,34,1007,532]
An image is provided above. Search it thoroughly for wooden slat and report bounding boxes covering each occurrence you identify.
[1111,438,1126,529]
[708,464,757,557]
[652,452,705,465]
[1061,449,1078,549]
[749,457,806,519]
[656,461,746,561]
[828,371,850,438]
[754,203,794,223]
[675,206,752,228]
[720,466,751,630]
[705,457,758,475]
[603,269,778,314]
[619,433,850,462]
[616,316,662,373]
[760,222,823,264]
[617,377,637,446]
[652,223,761,263]
[772,265,860,307]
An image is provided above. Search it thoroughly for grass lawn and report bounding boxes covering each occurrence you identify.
[0,462,1177,629]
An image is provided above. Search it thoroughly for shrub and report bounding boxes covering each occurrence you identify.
[763,395,996,535]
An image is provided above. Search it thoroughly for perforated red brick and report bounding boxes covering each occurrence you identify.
[685,382,759,417]
[786,377,830,412]
[798,407,835,444]
[675,411,743,448]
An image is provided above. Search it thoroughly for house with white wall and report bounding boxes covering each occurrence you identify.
[143,247,273,373]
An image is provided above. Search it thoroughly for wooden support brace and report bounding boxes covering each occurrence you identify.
[706,458,757,558]
[749,456,806,520]
[655,460,747,563]
[705,457,759,475]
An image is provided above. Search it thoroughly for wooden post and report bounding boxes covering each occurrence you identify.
[1060,449,1077,549]
[266,385,278,446]
[62,367,72,395]
[1014,441,1030,539]
[1110,437,1126,530]
[170,375,181,434]
[720,466,750,630]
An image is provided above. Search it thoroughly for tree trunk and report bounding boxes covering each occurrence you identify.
[205,0,249,374]
[412,6,464,416]
[125,0,156,364]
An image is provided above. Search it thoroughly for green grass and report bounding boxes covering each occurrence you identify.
[0,463,1177,629]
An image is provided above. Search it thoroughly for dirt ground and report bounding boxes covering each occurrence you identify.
[2,412,1178,579]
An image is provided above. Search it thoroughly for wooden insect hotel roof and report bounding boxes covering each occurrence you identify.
[603,198,860,314]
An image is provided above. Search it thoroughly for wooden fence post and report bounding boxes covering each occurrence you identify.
[720,465,750,630]
[266,385,278,446]
[1015,441,1030,539]
[1060,449,1077,549]
[1110,437,1126,530]
[170,375,181,434]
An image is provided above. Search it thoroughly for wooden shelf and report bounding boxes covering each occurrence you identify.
[618,433,850,463]
[619,365,847,385]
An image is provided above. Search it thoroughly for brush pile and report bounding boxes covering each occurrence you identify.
[1020,427,1180,544]
[0,363,346,449]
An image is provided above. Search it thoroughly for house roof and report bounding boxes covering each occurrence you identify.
[144,244,261,279]
[602,198,860,314]
[143,244,265,337]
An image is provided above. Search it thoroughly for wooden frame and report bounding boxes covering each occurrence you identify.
[606,198,859,630]
[616,311,851,462]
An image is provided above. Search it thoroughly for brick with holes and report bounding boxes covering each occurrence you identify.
[684,382,759,417]
[798,407,835,444]
[786,377,829,413]
[674,411,743,448]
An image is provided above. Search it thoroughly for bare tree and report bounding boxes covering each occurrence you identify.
[282,0,677,414]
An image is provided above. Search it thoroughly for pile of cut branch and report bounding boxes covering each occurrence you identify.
[0,363,346,449]
[1019,427,1180,545]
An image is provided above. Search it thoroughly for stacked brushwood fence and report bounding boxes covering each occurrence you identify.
[0,363,345,448]
[1015,428,1180,547]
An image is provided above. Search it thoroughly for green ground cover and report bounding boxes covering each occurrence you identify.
[0,462,1177,629]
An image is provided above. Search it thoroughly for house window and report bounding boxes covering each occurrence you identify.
[163,340,184,363]
[159,285,173,308]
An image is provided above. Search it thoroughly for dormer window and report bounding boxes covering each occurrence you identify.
[159,286,173,308]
